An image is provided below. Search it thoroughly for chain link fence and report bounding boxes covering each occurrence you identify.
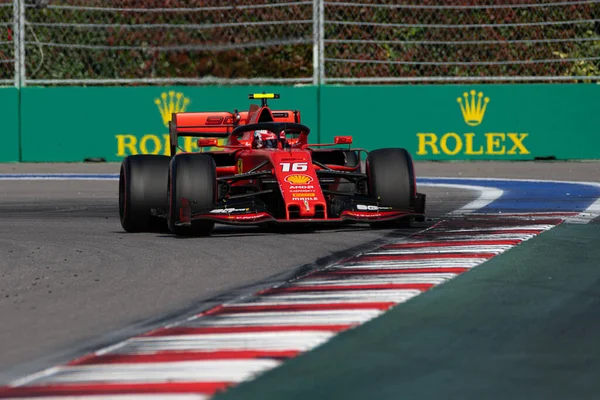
[0,0,598,86]
[323,0,600,83]
[0,0,16,86]
[22,0,315,85]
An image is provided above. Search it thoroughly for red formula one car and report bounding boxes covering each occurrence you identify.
[119,93,426,236]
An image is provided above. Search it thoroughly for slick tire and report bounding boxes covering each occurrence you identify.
[167,153,217,237]
[366,148,415,229]
[119,155,170,233]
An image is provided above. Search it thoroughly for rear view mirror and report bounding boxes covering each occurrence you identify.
[334,136,353,145]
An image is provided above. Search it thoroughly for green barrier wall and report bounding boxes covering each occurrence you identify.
[321,84,600,160]
[19,86,319,162]
[0,88,20,162]
[14,83,600,162]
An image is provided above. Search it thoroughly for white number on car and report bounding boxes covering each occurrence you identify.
[279,162,308,172]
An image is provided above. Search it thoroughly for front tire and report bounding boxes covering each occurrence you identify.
[167,153,217,237]
[366,148,416,228]
[119,155,170,232]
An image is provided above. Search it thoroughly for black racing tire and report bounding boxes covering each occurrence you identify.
[167,153,217,237]
[119,155,170,233]
[366,148,416,228]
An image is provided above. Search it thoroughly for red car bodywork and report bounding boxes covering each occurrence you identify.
[169,95,425,227]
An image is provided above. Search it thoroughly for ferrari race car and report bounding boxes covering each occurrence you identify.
[119,93,426,236]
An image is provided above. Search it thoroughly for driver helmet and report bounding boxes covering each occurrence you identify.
[253,130,279,149]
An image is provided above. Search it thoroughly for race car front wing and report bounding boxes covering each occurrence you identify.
[175,193,426,227]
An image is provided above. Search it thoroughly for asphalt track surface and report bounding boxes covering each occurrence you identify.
[0,161,472,382]
[1,161,599,385]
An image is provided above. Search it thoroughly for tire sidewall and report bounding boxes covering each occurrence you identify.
[366,148,415,209]
[119,155,170,232]
[168,153,217,236]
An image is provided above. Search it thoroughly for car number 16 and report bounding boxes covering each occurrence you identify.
[279,162,308,172]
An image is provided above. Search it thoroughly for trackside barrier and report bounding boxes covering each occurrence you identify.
[2,83,600,162]
[320,84,600,160]
[18,86,318,162]
[0,88,19,162]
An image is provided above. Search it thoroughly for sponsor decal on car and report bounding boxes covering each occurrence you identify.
[209,207,249,214]
[227,213,270,220]
[288,184,314,191]
[292,193,316,198]
[356,204,393,211]
[285,174,313,185]
[416,90,530,156]
[293,197,318,201]
[237,159,243,174]
[289,189,316,193]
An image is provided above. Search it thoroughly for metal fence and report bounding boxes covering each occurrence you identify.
[323,0,600,83]
[0,1,16,86]
[1,0,598,86]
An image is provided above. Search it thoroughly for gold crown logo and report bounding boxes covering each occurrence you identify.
[457,90,490,127]
[285,174,313,185]
[154,91,191,128]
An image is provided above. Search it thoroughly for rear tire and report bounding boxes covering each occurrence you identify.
[119,155,170,232]
[366,148,415,228]
[168,153,217,237]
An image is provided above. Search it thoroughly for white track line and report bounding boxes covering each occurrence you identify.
[412,234,539,241]
[249,291,422,303]
[335,258,490,268]
[365,245,514,255]
[436,224,557,232]
[293,274,457,285]
[419,183,503,214]
[111,332,335,354]
[32,360,280,385]
[182,310,383,327]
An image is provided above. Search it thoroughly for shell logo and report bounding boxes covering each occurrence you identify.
[285,174,313,185]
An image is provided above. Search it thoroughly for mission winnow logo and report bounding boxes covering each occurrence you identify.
[416,90,530,156]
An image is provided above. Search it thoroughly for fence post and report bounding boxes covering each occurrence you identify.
[12,0,19,87]
[18,0,25,87]
[312,0,319,85]
[312,0,325,85]
[318,0,324,85]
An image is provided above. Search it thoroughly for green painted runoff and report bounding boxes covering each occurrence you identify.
[215,222,600,400]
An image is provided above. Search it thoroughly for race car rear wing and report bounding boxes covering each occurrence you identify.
[170,112,235,137]
[169,111,235,155]
[169,106,302,155]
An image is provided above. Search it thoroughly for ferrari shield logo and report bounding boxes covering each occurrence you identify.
[237,159,243,174]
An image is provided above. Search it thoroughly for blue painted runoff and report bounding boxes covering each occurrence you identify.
[419,177,600,213]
